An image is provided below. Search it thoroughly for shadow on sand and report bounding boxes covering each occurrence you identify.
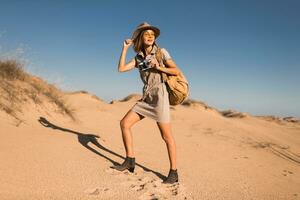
[38,116,166,180]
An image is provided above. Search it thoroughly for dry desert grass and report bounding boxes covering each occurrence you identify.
[0,59,75,123]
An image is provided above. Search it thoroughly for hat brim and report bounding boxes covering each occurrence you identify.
[132,26,160,41]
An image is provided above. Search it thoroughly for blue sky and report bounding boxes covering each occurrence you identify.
[0,0,299,117]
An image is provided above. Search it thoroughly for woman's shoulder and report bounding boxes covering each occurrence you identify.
[159,47,172,61]
[159,47,168,52]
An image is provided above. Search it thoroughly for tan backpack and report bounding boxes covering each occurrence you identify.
[156,47,189,105]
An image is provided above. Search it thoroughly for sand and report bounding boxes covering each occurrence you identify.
[1,92,300,200]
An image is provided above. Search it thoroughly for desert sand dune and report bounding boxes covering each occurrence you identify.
[1,63,300,199]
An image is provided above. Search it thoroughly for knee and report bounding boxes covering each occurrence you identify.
[120,119,131,130]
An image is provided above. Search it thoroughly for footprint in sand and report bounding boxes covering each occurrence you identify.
[106,167,190,199]
[201,128,214,135]
[233,156,249,160]
[84,187,110,195]
[282,169,294,176]
[129,174,188,199]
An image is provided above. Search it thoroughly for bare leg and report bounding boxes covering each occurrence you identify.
[120,110,144,157]
[157,122,177,170]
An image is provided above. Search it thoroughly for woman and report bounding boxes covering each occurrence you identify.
[113,22,181,184]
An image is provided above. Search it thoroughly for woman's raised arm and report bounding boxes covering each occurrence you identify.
[118,39,136,72]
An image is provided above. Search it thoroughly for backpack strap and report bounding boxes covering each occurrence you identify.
[155,46,169,83]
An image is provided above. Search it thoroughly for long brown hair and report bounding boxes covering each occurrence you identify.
[133,30,158,53]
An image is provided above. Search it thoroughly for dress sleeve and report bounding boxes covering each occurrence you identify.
[161,48,172,64]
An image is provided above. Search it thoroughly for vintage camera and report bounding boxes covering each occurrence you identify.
[138,57,153,71]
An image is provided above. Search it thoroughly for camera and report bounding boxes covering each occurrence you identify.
[138,57,153,71]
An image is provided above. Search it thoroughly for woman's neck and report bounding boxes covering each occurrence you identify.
[143,44,154,56]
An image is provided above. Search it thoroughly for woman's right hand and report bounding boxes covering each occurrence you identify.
[123,39,133,48]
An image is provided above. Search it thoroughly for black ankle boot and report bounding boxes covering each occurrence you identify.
[162,169,178,184]
[112,156,135,173]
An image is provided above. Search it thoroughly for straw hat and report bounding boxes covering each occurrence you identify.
[131,22,160,42]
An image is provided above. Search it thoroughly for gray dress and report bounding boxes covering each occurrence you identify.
[131,45,172,123]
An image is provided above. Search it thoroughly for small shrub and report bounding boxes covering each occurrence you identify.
[0,59,26,80]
